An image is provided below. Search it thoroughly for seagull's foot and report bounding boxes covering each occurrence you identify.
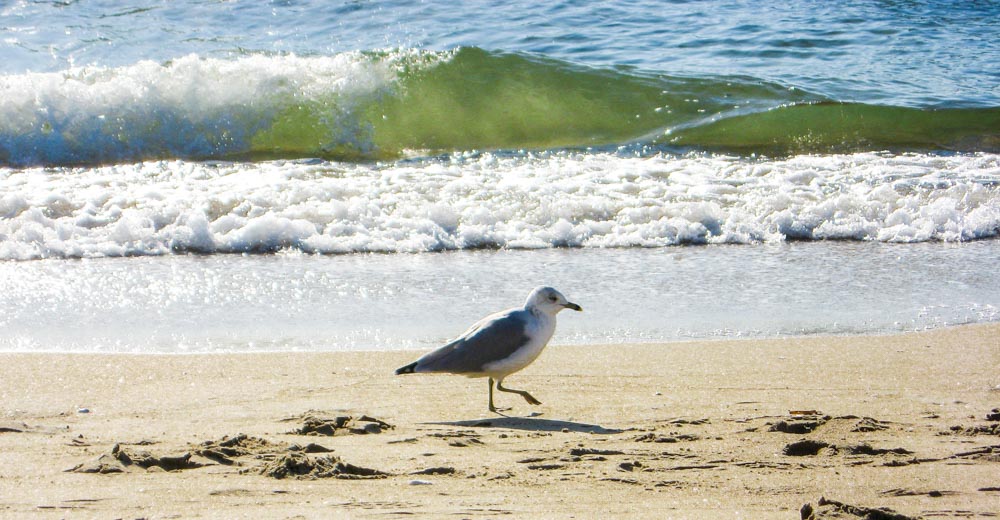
[489,405,512,416]
[495,381,542,406]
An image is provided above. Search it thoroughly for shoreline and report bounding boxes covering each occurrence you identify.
[1,323,998,518]
[5,320,997,356]
[7,242,1000,354]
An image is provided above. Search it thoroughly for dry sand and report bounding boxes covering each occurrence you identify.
[1,324,998,519]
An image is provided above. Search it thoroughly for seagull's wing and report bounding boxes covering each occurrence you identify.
[414,308,531,374]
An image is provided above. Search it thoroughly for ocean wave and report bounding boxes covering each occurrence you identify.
[1,151,998,260]
[1,48,997,167]
[0,50,437,166]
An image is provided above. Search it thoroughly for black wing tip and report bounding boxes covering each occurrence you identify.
[395,361,418,375]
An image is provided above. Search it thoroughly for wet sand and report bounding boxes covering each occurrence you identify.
[1,324,998,519]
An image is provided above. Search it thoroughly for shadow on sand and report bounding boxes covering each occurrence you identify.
[427,416,623,435]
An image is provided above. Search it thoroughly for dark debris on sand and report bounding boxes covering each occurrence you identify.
[0,422,29,433]
[944,423,1000,436]
[940,409,1000,436]
[783,440,833,457]
[633,432,699,443]
[783,439,914,459]
[949,445,1000,462]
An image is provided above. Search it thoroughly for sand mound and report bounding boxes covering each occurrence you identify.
[801,497,918,520]
[284,413,394,436]
[67,443,205,474]
[258,452,388,480]
[66,433,390,479]
[194,434,279,465]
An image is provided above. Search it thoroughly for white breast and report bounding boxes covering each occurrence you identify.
[481,310,556,379]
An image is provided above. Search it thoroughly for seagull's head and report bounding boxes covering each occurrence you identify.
[526,286,582,315]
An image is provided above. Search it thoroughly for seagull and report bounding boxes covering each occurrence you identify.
[395,286,582,413]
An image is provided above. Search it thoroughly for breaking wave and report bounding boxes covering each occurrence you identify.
[1,47,997,167]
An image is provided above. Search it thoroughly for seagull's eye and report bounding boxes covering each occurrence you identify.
[548,295,558,302]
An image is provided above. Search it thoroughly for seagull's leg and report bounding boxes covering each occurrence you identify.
[488,377,511,414]
[496,380,542,406]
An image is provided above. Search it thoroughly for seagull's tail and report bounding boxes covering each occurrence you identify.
[395,362,419,375]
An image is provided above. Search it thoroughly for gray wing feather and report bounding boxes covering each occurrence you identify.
[416,308,531,374]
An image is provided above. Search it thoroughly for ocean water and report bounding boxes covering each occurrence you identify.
[1,1,998,353]
[2,243,999,353]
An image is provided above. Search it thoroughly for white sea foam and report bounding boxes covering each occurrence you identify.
[1,152,998,260]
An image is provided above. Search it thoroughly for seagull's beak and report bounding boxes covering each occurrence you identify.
[564,302,582,312]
